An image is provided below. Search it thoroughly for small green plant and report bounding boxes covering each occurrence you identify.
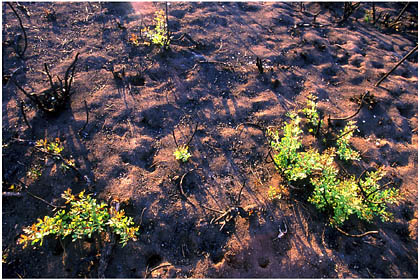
[268,106,401,226]
[268,185,284,201]
[18,189,139,248]
[336,121,361,161]
[302,94,322,134]
[35,137,64,155]
[141,9,170,49]
[174,144,191,162]
[2,248,9,264]
[364,10,371,23]
[27,164,42,180]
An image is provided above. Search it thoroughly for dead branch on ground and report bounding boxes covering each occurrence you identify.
[7,2,28,58]
[375,44,418,87]
[14,53,80,114]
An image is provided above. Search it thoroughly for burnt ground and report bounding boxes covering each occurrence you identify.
[1,2,418,278]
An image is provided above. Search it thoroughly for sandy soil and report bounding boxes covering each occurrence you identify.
[2,2,418,278]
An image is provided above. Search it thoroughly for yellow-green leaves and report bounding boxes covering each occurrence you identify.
[18,189,139,248]
[336,121,361,161]
[174,145,191,162]
[269,101,401,227]
[142,10,170,49]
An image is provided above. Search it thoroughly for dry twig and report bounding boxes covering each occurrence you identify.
[375,44,418,87]
[336,226,379,238]
[7,2,28,58]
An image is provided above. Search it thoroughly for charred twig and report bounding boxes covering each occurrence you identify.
[392,2,410,25]
[14,53,80,114]
[15,179,66,209]
[171,130,179,148]
[165,2,170,48]
[144,263,172,279]
[7,2,28,58]
[375,44,418,87]
[335,226,379,238]
[372,3,376,24]
[329,91,369,121]
[235,180,246,205]
[4,67,23,88]
[338,2,360,24]
[26,190,66,209]
[211,206,241,231]
[172,122,198,148]
[374,11,384,25]
[178,169,226,215]
[313,10,322,24]
[19,100,32,130]
[256,57,264,74]
[13,79,45,110]
[78,100,89,136]
[185,122,199,147]
[64,52,80,96]
[178,169,197,208]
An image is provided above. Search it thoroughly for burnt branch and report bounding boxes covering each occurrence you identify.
[338,2,360,24]
[7,2,28,58]
[14,52,80,114]
[256,57,264,74]
[392,2,410,25]
[64,52,80,96]
[329,91,369,121]
[78,100,89,136]
[171,129,179,148]
[165,2,170,48]
[185,122,199,147]
[372,3,376,24]
[375,44,418,87]
[19,100,32,130]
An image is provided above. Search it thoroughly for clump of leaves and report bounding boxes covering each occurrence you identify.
[268,185,285,201]
[141,9,170,49]
[302,94,322,134]
[174,144,191,162]
[35,137,76,172]
[364,10,371,23]
[129,33,140,46]
[268,106,401,226]
[336,121,361,161]
[27,164,42,180]
[18,189,139,248]
[35,137,64,155]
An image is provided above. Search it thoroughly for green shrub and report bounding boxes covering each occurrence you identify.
[141,10,170,49]
[18,189,139,248]
[336,121,361,161]
[302,94,322,133]
[268,103,401,226]
[174,144,191,162]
